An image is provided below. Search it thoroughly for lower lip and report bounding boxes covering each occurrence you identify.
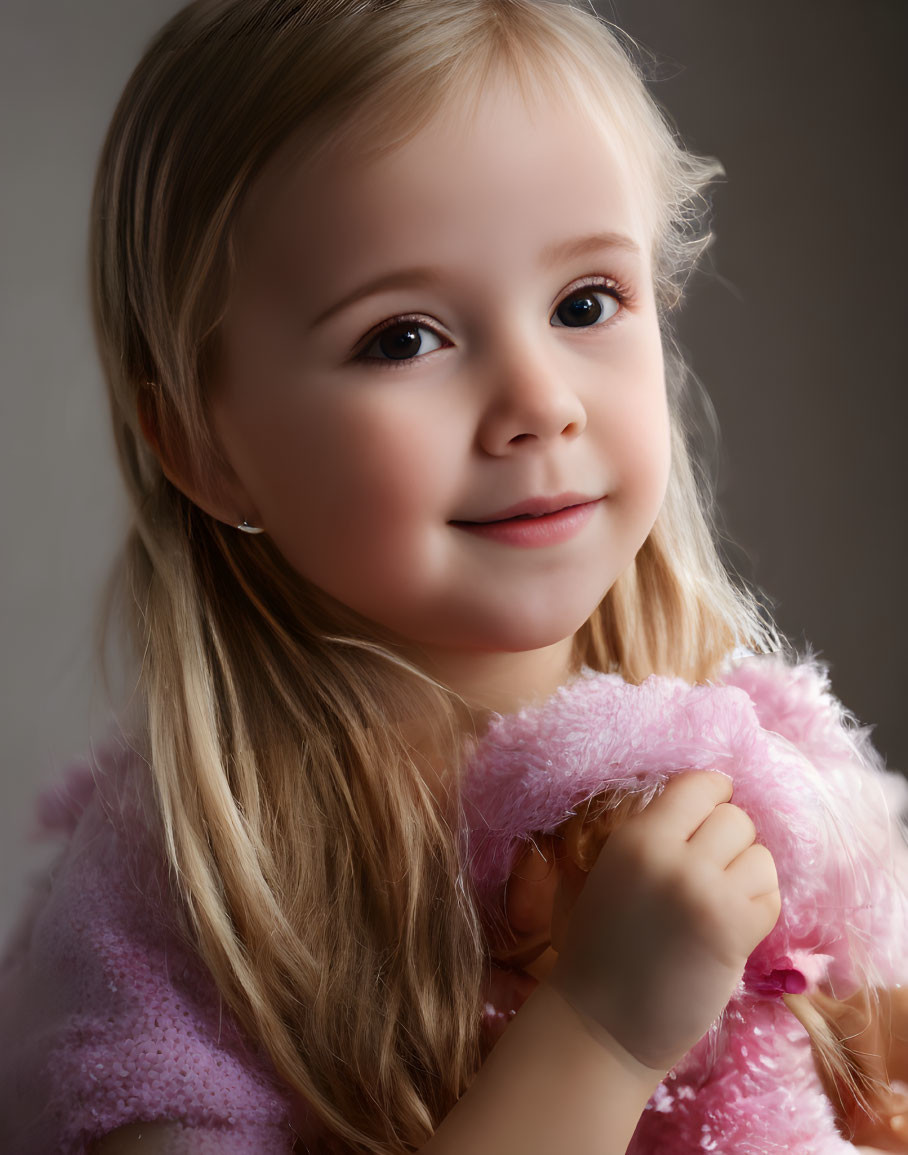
[452,499,603,548]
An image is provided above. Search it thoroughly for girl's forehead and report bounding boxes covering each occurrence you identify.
[229,82,655,337]
[240,74,655,266]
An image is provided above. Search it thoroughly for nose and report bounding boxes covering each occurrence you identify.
[475,337,588,456]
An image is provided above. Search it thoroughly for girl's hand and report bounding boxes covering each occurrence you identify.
[547,770,781,1073]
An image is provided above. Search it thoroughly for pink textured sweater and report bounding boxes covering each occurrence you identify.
[2,654,907,1152]
[0,733,313,1153]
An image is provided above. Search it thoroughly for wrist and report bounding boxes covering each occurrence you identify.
[536,977,669,1086]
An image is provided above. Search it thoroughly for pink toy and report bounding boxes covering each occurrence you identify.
[463,654,908,1153]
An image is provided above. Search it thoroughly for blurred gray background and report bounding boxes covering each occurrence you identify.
[1,0,906,938]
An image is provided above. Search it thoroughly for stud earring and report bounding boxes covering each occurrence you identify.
[237,520,264,534]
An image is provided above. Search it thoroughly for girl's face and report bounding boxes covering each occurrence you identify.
[212,79,670,677]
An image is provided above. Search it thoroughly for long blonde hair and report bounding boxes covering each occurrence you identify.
[91,1,784,1149]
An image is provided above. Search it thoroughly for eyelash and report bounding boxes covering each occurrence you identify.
[352,275,634,369]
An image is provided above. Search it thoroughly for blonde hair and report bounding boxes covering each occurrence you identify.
[90,1,793,1149]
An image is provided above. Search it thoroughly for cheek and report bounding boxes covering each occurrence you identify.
[238,387,461,545]
[635,386,672,491]
[313,397,460,519]
[604,341,671,505]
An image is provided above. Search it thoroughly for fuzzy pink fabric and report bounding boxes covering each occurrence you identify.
[0,734,313,1154]
[3,654,907,1152]
[463,654,908,1154]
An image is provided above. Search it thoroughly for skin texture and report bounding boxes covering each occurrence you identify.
[164,79,672,713]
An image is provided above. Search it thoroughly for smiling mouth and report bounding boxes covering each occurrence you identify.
[449,497,603,548]
[477,504,580,524]
[511,504,580,519]
[451,494,602,525]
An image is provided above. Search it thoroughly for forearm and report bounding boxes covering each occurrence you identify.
[422,980,662,1155]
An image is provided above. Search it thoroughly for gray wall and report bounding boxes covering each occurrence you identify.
[1,0,186,935]
[2,1,905,937]
[604,1,907,770]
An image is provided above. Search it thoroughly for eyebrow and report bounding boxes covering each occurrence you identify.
[309,230,642,329]
[539,230,642,267]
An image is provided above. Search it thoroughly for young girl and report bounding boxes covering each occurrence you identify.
[1,0,906,1152]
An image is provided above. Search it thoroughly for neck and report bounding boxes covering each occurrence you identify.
[412,636,579,716]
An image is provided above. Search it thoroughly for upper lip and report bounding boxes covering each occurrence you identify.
[451,492,602,524]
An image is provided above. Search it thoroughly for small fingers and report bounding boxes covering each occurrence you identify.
[635,770,734,844]
[711,843,781,946]
[687,802,757,868]
[725,841,779,900]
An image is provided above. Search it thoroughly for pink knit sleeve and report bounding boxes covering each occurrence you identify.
[0,742,317,1154]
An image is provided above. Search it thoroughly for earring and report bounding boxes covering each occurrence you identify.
[237,520,264,534]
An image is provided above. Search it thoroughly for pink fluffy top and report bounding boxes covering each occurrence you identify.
[462,654,908,1153]
[1,653,906,1153]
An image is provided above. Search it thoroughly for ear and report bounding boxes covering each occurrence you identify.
[136,387,263,531]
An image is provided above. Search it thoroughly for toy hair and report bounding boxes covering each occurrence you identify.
[90,0,784,1149]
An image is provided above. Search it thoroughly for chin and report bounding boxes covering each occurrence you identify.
[442,608,596,656]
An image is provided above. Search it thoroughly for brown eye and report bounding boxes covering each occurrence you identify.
[361,321,445,362]
[552,289,619,329]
